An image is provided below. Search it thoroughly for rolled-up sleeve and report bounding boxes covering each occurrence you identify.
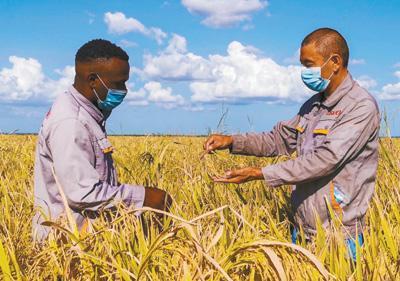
[230,114,300,157]
[262,100,379,187]
[49,118,145,213]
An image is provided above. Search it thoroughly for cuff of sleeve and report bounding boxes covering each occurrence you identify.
[126,185,146,216]
[230,134,246,154]
[261,166,283,187]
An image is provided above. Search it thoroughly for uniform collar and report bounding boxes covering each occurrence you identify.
[322,73,355,108]
[68,85,109,125]
[311,73,355,109]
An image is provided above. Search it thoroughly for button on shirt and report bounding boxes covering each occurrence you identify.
[33,86,145,241]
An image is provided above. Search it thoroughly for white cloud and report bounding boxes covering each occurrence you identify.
[349,58,366,65]
[104,12,167,44]
[378,70,400,100]
[126,81,185,109]
[379,82,400,100]
[43,66,75,100]
[181,0,268,28]
[146,82,185,108]
[139,35,310,104]
[355,75,377,90]
[283,48,300,65]
[0,56,74,103]
[0,56,44,101]
[190,42,309,103]
[139,34,213,81]
[125,86,149,107]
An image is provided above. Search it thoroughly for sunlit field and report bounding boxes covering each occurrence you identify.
[0,135,399,280]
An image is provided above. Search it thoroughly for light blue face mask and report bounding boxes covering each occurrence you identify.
[93,74,127,111]
[301,56,334,92]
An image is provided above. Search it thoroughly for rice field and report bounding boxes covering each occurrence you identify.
[0,134,399,280]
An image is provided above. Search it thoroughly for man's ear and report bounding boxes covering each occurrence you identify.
[87,73,97,88]
[331,54,342,73]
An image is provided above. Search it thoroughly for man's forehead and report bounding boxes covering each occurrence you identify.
[301,44,317,56]
[103,59,129,78]
[97,58,129,72]
[300,43,324,62]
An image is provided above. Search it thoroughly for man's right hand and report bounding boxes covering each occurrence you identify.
[203,134,233,155]
[143,187,172,211]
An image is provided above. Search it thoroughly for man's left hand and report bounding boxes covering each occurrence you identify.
[212,167,264,184]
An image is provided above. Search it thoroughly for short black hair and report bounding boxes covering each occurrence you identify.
[75,39,129,62]
[301,28,349,68]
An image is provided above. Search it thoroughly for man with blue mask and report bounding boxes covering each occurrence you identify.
[92,73,127,111]
[33,39,172,241]
[301,55,334,92]
[202,28,380,261]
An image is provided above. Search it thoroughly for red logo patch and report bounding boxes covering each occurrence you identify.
[326,110,342,117]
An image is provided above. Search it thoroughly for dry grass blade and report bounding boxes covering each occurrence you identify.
[241,240,331,279]
[189,205,228,223]
[51,166,79,239]
[181,222,233,281]
[137,229,177,279]
[262,247,287,281]
[0,240,12,281]
[206,210,225,253]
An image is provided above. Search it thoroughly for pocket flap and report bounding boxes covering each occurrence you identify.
[296,117,308,133]
[296,126,305,133]
[313,128,329,135]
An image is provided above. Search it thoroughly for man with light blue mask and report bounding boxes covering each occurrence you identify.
[33,39,172,241]
[203,28,380,262]
[301,55,334,92]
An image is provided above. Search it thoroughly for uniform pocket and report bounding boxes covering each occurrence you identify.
[315,115,337,129]
[312,116,337,147]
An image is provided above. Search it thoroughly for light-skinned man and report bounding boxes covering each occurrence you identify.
[203,28,380,260]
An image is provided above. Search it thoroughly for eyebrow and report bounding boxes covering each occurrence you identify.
[301,59,315,65]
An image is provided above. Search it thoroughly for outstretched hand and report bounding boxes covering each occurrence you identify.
[201,134,233,159]
[212,167,264,184]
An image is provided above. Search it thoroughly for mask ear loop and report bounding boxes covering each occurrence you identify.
[96,73,110,91]
[327,71,335,80]
[92,74,109,103]
[321,55,334,68]
[321,55,335,80]
[92,88,102,101]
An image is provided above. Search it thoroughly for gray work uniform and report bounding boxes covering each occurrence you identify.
[33,86,145,241]
[231,74,380,237]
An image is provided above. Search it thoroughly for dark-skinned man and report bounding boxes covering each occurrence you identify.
[203,28,380,261]
[33,39,172,241]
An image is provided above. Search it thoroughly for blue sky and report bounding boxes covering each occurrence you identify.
[1,0,400,135]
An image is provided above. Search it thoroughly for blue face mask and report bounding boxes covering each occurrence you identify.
[301,57,334,92]
[93,74,127,111]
